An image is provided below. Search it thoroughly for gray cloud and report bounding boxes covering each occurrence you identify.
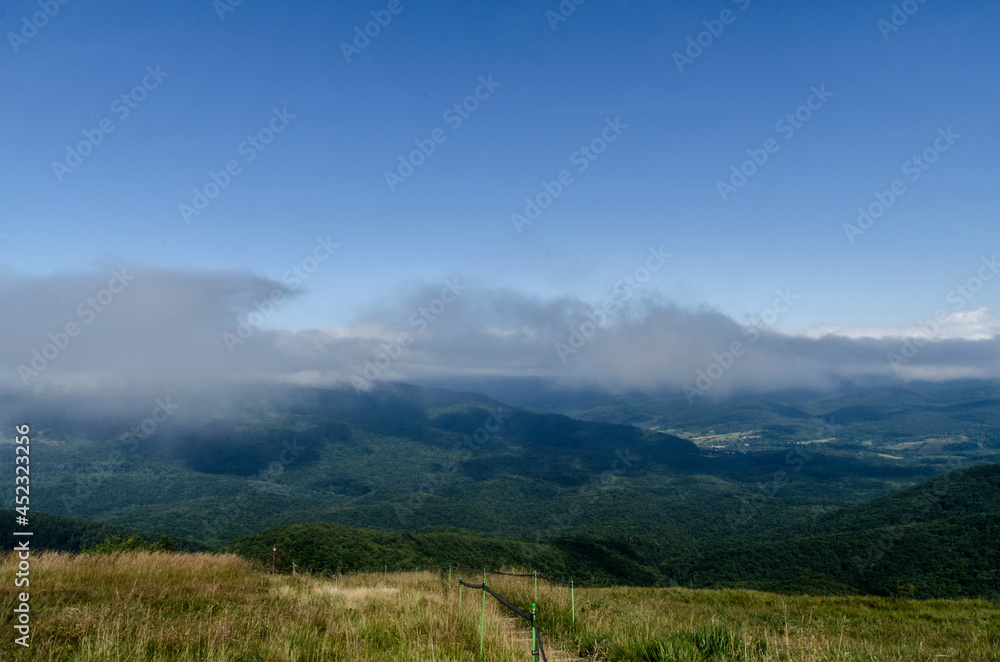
[3,265,1000,396]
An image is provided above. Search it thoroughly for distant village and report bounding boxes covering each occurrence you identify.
[707,433,763,454]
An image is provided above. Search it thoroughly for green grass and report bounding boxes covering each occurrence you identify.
[3,549,999,661]
[481,573,1000,662]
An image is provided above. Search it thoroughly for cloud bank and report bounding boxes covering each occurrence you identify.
[3,264,1000,396]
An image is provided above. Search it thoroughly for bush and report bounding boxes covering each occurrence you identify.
[893,580,916,600]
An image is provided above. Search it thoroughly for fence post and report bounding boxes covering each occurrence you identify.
[480,580,486,660]
[449,563,452,584]
[531,603,538,662]
[571,579,575,626]
[534,570,538,602]
[384,564,387,579]
[458,577,463,616]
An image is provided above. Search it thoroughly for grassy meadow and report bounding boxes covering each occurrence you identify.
[2,550,998,661]
[485,572,1000,662]
[0,551,527,661]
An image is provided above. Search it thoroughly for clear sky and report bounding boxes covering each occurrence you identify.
[2,0,999,394]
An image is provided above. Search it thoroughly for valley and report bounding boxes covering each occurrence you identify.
[2,379,998,601]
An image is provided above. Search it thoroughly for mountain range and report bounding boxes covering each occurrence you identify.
[3,379,998,597]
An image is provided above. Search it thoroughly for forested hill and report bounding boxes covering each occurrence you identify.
[0,509,206,552]
[765,461,1000,540]
[227,521,658,586]
[10,464,998,598]
[665,463,1000,599]
[0,383,703,546]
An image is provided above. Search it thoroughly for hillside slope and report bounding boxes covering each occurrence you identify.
[666,463,1000,598]
[766,461,1000,539]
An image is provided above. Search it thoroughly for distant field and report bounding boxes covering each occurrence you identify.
[2,551,998,661]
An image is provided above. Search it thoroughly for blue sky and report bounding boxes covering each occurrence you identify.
[2,0,998,340]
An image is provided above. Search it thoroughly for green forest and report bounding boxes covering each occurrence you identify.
[3,380,999,599]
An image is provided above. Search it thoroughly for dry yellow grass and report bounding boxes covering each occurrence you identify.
[0,551,524,661]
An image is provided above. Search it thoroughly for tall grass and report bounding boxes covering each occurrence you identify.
[2,553,998,661]
[483,570,1000,662]
[0,551,523,661]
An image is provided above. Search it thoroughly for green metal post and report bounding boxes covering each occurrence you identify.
[571,580,575,626]
[480,580,486,659]
[531,603,538,662]
[384,564,387,579]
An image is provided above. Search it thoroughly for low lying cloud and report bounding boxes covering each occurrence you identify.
[3,264,1000,396]
[802,307,999,341]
